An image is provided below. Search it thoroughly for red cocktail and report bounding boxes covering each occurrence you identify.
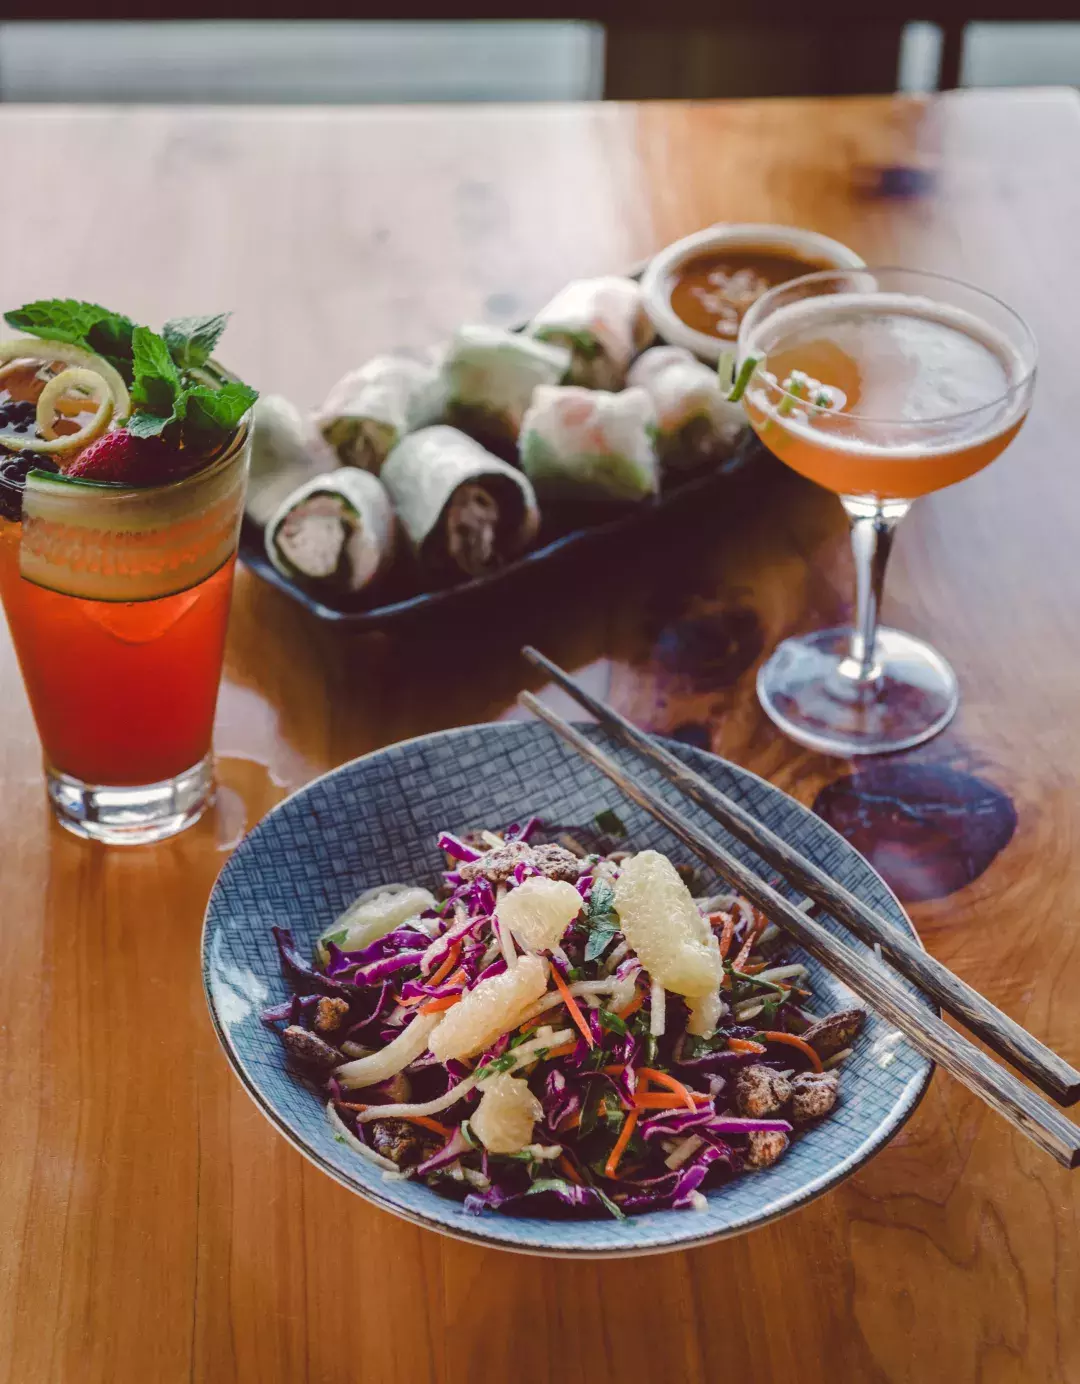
[0,302,256,842]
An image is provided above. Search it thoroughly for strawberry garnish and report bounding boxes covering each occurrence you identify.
[63,430,195,485]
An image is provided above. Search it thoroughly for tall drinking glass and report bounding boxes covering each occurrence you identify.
[0,422,250,842]
[738,267,1036,756]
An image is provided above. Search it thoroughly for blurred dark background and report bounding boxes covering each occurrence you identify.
[1,11,1079,102]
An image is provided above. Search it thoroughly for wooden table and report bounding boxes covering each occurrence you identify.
[2,89,1079,1383]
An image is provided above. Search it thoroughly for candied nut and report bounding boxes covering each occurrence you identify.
[368,1118,437,1169]
[733,1064,792,1118]
[745,1129,790,1170]
[282,1025,342,1068]
[802,1007,867,1059]
[459,841,581,885]
[790,1071,840,1123]
[314,996,350,1034]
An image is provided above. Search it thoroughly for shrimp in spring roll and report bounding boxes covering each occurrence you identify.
[627,345,746,474]
[381,425,539,581]
[526,276,654,390]
[519,385,660,504]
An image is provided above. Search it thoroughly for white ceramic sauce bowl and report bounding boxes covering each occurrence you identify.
[639,224,865,363]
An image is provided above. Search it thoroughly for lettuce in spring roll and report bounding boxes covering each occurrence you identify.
[527,276,655,390]
[382,425,540,581]
[436,325,570,453]
[314,356,437,473]
[627,345,746,474]
[519,385,660,504]
[266,468,397,597]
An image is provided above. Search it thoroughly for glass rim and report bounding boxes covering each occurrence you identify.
[738,264,1038,429]
[0,412,251,510]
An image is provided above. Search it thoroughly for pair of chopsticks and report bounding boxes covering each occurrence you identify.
[519,646,1080,1170]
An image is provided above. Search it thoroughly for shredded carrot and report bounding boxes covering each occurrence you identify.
[716,912,736,959]
[727,1037,767,1054]
[616,989,644,1021]
[601,1064,626,1077]
[604,1109,639,1180]
[759,1030,824,1072]
[632,1092,711,1110]
[398,1114,454,1138]
[552,967,595,1048]
[557,1111,581,1133]
[558,1154,584,1186]
[543,1041,579,1060]
[427,941,462,988]
[637,1067,696,1111]
[741,961,767,975]
[396,995,423,1007]
[417,993,462,1015]
[732,911,766,972]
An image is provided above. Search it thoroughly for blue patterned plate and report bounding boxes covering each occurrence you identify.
[203,722,933,1257]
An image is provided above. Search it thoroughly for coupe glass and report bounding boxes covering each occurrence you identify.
[738,267,1036,756]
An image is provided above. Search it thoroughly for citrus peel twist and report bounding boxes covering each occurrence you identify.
[0,338,130,456]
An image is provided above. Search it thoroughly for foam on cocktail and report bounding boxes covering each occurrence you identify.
[745,292,1030,461]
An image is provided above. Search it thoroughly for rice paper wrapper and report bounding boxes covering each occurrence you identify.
[314,356,438,473]
[527,276,655,391]
[246,394,336,529]
[436,325,570,452]
[381,425,540,580]
[627,345,746,473]
[519,385,660,504]
[265,467,396,595]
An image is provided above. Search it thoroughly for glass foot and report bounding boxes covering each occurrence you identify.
[46,754,215,845]
[757,626,958,757]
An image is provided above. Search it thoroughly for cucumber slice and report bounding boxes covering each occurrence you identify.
[19,441,249,601]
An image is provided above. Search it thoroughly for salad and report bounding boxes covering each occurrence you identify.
[265,815,865,1219]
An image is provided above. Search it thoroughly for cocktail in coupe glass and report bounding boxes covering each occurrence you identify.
[737,267,1036,756]
[0,302,256,842]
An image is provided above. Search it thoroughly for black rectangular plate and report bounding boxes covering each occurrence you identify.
[239,430,769,632]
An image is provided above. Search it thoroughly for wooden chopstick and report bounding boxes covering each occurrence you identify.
[517,689,1080,1170]
[522,646,1080,1108]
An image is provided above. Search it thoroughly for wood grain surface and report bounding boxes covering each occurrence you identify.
[1,90,1079,1383]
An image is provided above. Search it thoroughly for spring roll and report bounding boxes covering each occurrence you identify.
[436,325,570,453]
[246,394,335,529]
[519,385,660,504]
[627,345,746,473]
[314,356,437,474]
[527,276,655,390]
[266,468,396,596]
[382,425,539,580]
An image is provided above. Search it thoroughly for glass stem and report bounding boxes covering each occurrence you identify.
[840,496,912,682]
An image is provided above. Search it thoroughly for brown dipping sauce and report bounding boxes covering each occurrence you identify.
[668,248,831,341]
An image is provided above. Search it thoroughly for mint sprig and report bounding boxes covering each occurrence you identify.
[163,313,230,371]
[4,298,256,454]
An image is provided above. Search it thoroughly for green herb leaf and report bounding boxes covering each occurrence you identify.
[124,410,170,439]
[130,325,181,421]
[525,1177,574,1197]
[579,1082,606,1137]
[163,312,230,370]
[584,923,618,964]
[594,809,627,839]
[587,879,615,920]
[5,299,137,378]
[598,1008,627,1036]
[178,381,257,450]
